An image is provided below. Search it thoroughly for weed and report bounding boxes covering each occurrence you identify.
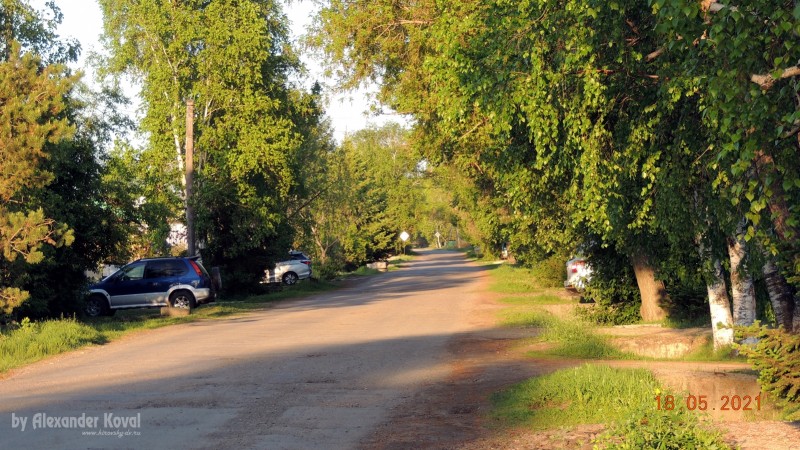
[594,400,731,449]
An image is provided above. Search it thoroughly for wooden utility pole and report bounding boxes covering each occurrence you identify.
[185,99,195,256]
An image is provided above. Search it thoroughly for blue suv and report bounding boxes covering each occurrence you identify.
[84,256,216,317]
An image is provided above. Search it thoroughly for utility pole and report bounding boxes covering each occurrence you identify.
[185,99,195,256]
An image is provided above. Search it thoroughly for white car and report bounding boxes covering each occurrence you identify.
[264,251,312,285]
[564,257,592,292]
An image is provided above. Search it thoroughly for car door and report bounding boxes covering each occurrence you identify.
[105,262,149,307]
[144,260,186,305]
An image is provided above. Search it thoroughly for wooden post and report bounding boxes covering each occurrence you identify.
[185,99,195,256]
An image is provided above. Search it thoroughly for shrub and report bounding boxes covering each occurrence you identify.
[529,255,567,288]
[579,244,642,325]
[314,261,342,281]
[735,323,800,420]
[575,301,640,326]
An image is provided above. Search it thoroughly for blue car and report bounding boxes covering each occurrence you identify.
[84,256,217,317]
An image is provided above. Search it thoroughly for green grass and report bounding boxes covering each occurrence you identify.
[499,308,556,328]
[0,279,343,374]
[487,264,544,294]
[0,318,104,372]
[492,364,734,448]
[490,364,661,429]
[537,319,632,359]
[499,294,570,305]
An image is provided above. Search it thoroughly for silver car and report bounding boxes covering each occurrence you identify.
[264,251,312,285]
[564,257,592,292]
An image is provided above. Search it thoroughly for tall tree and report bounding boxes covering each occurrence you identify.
[0,42,76,315]
[100,0,319,290]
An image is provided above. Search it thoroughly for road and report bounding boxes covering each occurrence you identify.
[0,250,488,449]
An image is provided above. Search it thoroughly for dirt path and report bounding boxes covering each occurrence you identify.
[0,250,488,449]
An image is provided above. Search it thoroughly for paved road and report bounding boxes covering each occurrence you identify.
[0,250,487,449]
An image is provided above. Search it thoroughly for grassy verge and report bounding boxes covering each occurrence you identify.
[491,364,732,448]
[491,364,660,429]
[487,264,544,294]
[0,279,341,374]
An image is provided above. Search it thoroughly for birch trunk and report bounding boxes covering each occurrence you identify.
[696,232,735,348]
[727,222,756,326]
[706,256,735,348]
[762,256,794,331]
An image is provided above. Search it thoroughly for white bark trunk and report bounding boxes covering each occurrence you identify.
[727,223,756,326]
[706,257,735,348]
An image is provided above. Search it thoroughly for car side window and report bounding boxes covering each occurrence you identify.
[120,262,145,281]
[163,260,188,276]
[145,260,188,279]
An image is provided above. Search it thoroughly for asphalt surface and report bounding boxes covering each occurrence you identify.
[0,249,487,449]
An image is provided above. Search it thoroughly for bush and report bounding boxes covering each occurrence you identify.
[314,261,342,281]
[529,255,566,288]
[575,301,640,326]
[578,243,642,325]
[735,323,800,420]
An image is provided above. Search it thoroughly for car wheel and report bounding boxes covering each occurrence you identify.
[169,290,196,310]
[85,295,109,318]
[282,272,298,285]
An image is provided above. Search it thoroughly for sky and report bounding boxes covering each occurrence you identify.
[32,0,405,143]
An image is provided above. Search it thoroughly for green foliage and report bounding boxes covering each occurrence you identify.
[295,124,420,270]
[575,302,641,327]
[735,323,800,420]
[99,0,322,295]
[580,245,642,325]
[594,401,731,449]
[529,255,568,288]
[490,364,660,429]
[313,261,341,281]
[0,4,83,316]
[313,0,800,337]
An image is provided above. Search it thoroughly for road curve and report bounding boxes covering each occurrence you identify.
[0,249,488,449]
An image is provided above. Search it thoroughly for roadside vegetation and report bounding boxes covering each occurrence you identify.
[485,262,791,446]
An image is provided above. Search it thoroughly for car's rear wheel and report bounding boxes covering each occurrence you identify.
[85,295,110,318]
[282,272,298,285]
[169,290,196,310]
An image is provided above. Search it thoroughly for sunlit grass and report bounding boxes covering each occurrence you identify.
[499,294,570,305]
[0,318,104,372]
[536,318,633,360]
[487,264,543,293]
[490,364,661,429]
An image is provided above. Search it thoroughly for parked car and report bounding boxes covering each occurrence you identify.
[564,257,592,292]
[84,256,217,317]
[264,251,312,285]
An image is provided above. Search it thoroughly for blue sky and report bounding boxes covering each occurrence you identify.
[33,0,404,142]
